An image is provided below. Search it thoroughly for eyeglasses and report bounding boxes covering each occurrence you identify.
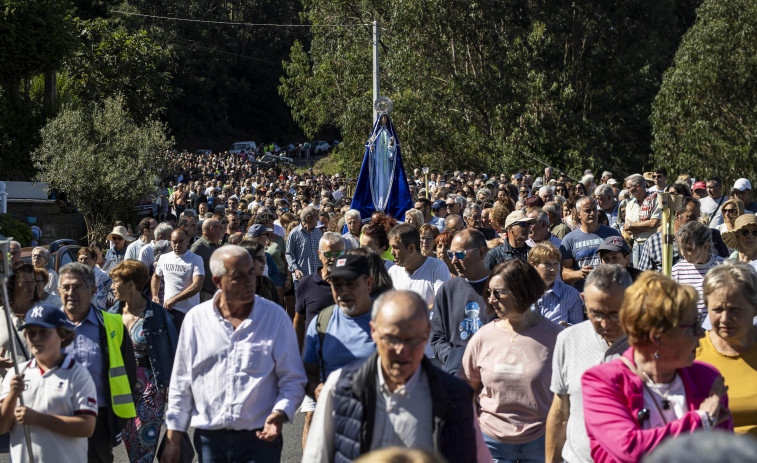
[589,310,620,322]
[486,288,511,299]
[722,209,738,215]
[278,208,289,212]
[446,248,477,260]
[740,229,757,237]
[321,250,344,259]
[111,236,123,241]
[445,203,455,209]
[378,334,428,349]
[652,174,664,179]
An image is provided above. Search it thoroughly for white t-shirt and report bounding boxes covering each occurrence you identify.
[387,256,451,307]
[155,250,205,313]
[1,355,98,463]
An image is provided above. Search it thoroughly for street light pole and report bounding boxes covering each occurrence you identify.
[372,20,380,125]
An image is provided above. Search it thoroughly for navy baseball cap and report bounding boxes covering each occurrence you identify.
[21,304,75,330]
[248,224,272,237]
[597,236,631,255]
[431,200,445,211]
[329,254,370,280]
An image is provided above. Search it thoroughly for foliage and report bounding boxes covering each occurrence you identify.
[32,95,173,242]
[0,214,33,247]
[651,0,757,181]
[61,18,176,122]
[281,0,701,178]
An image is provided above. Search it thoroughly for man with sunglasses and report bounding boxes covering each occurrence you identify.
[484,210,534,271]
[648,167,668,193]
[304,289,491,462]
[431,229,494,374]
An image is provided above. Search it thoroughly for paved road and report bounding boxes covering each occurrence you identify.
[0,411,306,462]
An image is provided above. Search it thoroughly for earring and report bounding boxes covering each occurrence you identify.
[653,351,660,359]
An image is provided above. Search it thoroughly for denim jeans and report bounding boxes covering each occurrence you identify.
[482,432,545,463]
[194,428,282,463]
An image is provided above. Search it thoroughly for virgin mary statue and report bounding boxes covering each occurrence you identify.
[350,99,412,221]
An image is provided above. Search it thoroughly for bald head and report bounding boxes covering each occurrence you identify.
[202,218,220,232]
[371,290,428,324]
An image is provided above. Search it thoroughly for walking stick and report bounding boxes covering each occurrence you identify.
[0,239,36,462]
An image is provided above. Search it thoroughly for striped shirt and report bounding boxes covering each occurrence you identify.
[532,279,584,325]
[638,232,681,272]
[285,224,322,279]
[671,255,724,322]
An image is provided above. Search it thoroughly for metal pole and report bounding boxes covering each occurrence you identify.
[372,20,380,125]
[659,193,673,277]
[0,282,35,461]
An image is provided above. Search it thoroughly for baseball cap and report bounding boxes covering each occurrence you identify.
[597,236,631,255]
[431,200,445,211]
[504,211,536,229]
[692,181,707,191]
[513,173,523,180]
[607,179,618,186]
[733,178,752,191]
[21,304,75,330]
[248,224,272,237]
[329,254,370,280]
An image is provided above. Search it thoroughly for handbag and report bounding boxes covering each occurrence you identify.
[157,432,195,463]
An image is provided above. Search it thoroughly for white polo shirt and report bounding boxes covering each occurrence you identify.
[1,354,98,463]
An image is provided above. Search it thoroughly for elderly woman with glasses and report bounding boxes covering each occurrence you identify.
[582,272,732,463]
[695,261,757,438]
[33,267,62,308]
[460,259,563,462]
[722,214,757,267]
[31,246,58,296]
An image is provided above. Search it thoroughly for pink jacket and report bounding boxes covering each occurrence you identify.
[581,347,733,463]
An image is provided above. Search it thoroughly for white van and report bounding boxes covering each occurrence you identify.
[229,141,257,154]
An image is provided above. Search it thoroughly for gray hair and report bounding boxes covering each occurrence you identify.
[538,186,554,196]
[543,201,562,219]
[594,184,614,198]
[581,174,594,187]
[703,260,757,307]
[585,264,633,291]
[371,289,429,322]
[405,208,425,225]
[645,431,757,463]
[575,196,596,210]
[625,173,646,188]
[9,240,21,249]
[675,221,712,253]
[58,263,96,290]
[601,171,613,179]
[152,240,174,263]
[319,232,344,250]
[209,245,251,277]
[462,203,482,218]
[345,209,361,221]
[32,246,50,260]
[529,208,550,225]
[300,206,317,221]
[154,223,174,240]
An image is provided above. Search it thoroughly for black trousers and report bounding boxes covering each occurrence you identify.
[88,408,114,463]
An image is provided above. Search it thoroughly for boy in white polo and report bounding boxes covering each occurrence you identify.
[0,304,98,463]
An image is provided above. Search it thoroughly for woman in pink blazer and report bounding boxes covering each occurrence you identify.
[582,272,733,463]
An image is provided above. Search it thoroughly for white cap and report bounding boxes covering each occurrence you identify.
[733,178,752,191]
[607,178,618,185]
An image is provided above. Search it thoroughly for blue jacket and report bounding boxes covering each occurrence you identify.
[331,352,477,463]
[108,296,179,389]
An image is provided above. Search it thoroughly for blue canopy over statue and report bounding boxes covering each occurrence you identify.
[350,110,412,222]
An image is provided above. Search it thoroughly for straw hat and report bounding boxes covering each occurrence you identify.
[107,226,135,243]
[721,214,757,250]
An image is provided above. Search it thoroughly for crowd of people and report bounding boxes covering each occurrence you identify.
[2,152,757,463]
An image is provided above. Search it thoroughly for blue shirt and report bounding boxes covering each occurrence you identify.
[285,225,322,279]
[64,305,105,407]
[532,279,584,325]
[303,308,375,381]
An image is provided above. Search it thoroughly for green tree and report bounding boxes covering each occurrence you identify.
[651,0,757,180]
[32,95,172,242]
[281,0,700,178]
[61,18,176,122]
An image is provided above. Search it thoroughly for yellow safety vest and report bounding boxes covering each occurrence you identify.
[101,311,137,418]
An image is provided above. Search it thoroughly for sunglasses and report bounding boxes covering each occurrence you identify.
[111,236,123,241]
[446,248,476,260]
[739,229,757,237]
[722,209,737,214]
[511,221,531,228]
[486,288,510,299]
[321,250,344,259]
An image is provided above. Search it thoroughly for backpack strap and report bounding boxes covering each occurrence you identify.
[316,304,336,381]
